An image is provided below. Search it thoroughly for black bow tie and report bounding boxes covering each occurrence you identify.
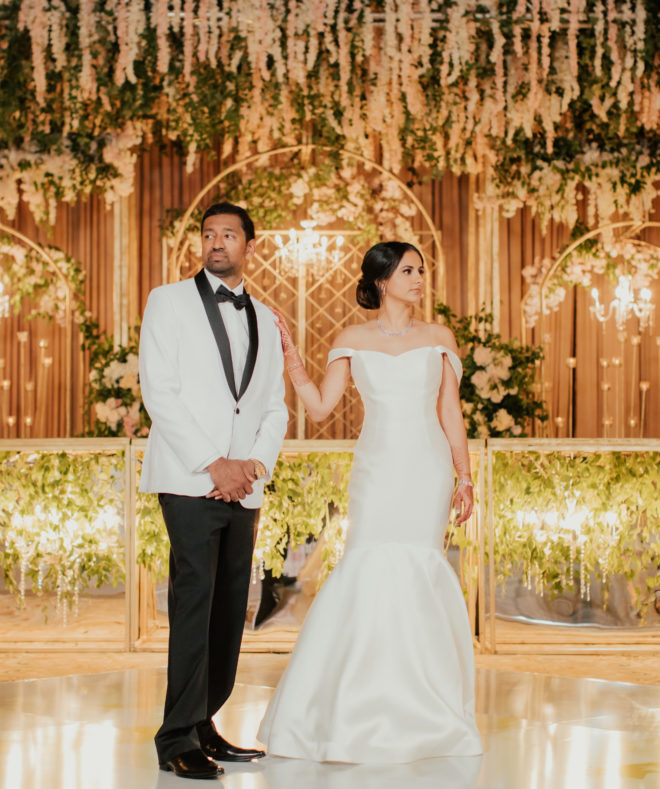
[215,285,250,310]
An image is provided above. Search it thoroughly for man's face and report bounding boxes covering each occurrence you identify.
[201,213,255,285]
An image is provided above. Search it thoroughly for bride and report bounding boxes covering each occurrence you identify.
[258,241,482,764]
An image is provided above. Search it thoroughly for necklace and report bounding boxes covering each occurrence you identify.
[377,317,413,337]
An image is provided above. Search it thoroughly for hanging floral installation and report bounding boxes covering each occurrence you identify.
[0,1,657,230]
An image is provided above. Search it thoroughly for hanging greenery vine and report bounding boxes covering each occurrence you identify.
[0,1,657,231]
[490,449,660,622]
[254,452,353,581]
[0,449,126,622]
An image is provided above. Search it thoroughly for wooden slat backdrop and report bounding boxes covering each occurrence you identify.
[0,145,658,438]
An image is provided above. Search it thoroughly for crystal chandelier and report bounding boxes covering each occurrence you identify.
[590,274,654,331]
[275,221,344,277]
[0,280,9,319]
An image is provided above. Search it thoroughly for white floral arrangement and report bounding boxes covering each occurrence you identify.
[464,344,523,438]
[437,304,545,438]
[83,324,150,438]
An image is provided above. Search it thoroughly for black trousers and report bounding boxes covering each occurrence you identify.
[154,493,258,763]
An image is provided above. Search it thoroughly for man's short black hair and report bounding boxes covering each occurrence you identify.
[201,202,255,242]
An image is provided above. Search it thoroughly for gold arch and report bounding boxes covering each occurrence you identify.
[527,220,660,433]
[168,144,446,311]
[521,221,660,336]
[0,223,76,436]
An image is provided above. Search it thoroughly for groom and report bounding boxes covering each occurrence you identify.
[139,202,288,779]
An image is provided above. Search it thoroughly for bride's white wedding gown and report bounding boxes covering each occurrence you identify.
[258,345,482,764]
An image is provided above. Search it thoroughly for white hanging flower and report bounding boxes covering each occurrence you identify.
[289,178,310,202]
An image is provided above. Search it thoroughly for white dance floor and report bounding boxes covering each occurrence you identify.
[1,659,659,788]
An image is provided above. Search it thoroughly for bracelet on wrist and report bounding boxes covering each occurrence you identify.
[250,458,268,480]
[456,478,473,487]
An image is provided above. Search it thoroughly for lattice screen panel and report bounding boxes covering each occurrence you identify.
[179,231,439,440]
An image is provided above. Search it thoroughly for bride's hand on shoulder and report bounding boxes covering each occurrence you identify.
[452,482,473,524]
[269,307,296,355]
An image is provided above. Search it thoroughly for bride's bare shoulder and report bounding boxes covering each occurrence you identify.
[424,321,459,353]
[332,321,377,350]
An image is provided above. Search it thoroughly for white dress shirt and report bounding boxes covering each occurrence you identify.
[204,269,250,387]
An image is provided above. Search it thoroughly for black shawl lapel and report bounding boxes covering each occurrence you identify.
[194,269,259,403]
[194,269,238,401]
[238,299,259,400]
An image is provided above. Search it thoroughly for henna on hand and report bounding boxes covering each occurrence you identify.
[269,307,312,387]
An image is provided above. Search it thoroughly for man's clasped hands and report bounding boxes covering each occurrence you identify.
[205,457,256,503]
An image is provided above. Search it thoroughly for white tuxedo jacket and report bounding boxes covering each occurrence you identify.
[138,276,288,508]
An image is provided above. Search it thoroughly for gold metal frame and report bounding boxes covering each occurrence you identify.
[167,144,446,302]
[5,437,659,653]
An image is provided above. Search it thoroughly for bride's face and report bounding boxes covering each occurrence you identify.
[381,250,424,304]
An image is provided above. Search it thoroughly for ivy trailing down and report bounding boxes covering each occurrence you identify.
[255,452,352,582]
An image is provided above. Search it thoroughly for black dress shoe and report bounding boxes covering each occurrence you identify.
[159,748,223,779]
[200,731,265,762]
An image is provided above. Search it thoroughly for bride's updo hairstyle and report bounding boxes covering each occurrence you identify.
[356,241,423,310]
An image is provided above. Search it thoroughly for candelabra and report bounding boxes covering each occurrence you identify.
[275,221,345,278]
[565,357,576,438]
[590,275,654,332]
[600,358,612,438]
[0,329,54,437]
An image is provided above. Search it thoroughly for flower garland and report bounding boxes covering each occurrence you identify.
[0,1,657,230]
[436,303,546,438]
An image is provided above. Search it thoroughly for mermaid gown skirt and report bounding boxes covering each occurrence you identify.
[258,346,482,763]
